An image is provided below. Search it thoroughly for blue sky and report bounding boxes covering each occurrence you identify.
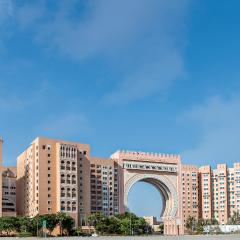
[1,0,240,218]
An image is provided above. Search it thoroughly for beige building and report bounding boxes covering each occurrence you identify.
[181,165,199,228]
[198,163,240,225]
[2,167,17,216]
[90,157,119,217]
[111,150,183,235]
[181,163,240,230]
[1,135,240,235]
[143,216,161,232]
[0,138,17,217]
[16,137,91,226]
[15,137,183,235]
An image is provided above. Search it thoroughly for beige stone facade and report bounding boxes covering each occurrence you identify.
[0,138,17,217]
[111,150,183,235]
[2,135,240,235]
[181,163,240,231]
[90,157,119,217]
[2,167,17,216]
[181,165,199,228]
[143,216,161,232]
[16,137,90,226]
[198,163,240,225]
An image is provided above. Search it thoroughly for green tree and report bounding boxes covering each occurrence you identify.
[186,216,197,234]
[0,216,18,236]
[88,212,105,227]
[75,227,83,236]
[16,216,31,234]
[88,212,107,234]
[119,217,131,235]
[56,212,67,236]
[87,212,149,236]
[105,216,120,234]
[30,215,44,236]
[61,214,74,235]
[41,214,58,236]
[229,211,240,225]
[196,218,204,234]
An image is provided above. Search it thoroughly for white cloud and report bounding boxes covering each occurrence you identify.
[0,96,26,109]
[0,0,13,53]
[0,80,54,110]
[181,95,240,165]
[39,113,91,138]
[105,50,184,104]
[0,0,13,24]
[15,0,190,104]
[16,1,45,28]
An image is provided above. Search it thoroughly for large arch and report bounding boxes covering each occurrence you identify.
[111,150,183,235]
[124,173,178,220]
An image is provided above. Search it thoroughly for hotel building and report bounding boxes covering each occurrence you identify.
[2,167,17,216]
[181,165,199,225]
[0,135,239,234]
[16,137,91,225]
[90,157,120,216]
[0,138,17,217]
[181,163,240,230]
[198,163,240,224]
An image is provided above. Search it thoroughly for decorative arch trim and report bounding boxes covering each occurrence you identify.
[124,173,178,218]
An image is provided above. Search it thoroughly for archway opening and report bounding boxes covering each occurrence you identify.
[127,181,163,221]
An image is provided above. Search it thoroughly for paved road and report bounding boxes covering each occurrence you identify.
[5,235,240,239]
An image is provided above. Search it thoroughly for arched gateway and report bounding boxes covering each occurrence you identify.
[111,150,183,236]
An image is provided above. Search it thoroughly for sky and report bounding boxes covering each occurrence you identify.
[1,0,240,218]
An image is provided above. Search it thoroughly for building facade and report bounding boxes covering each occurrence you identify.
[198,163,240,225]
[181,165,199,227]
[0,135,239,235]
[111,150,183,235]
[143,216,161,232]
[2,167,17,216]
[0,138,17,217]
[16,137,91,226]
[90,157,119,217]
